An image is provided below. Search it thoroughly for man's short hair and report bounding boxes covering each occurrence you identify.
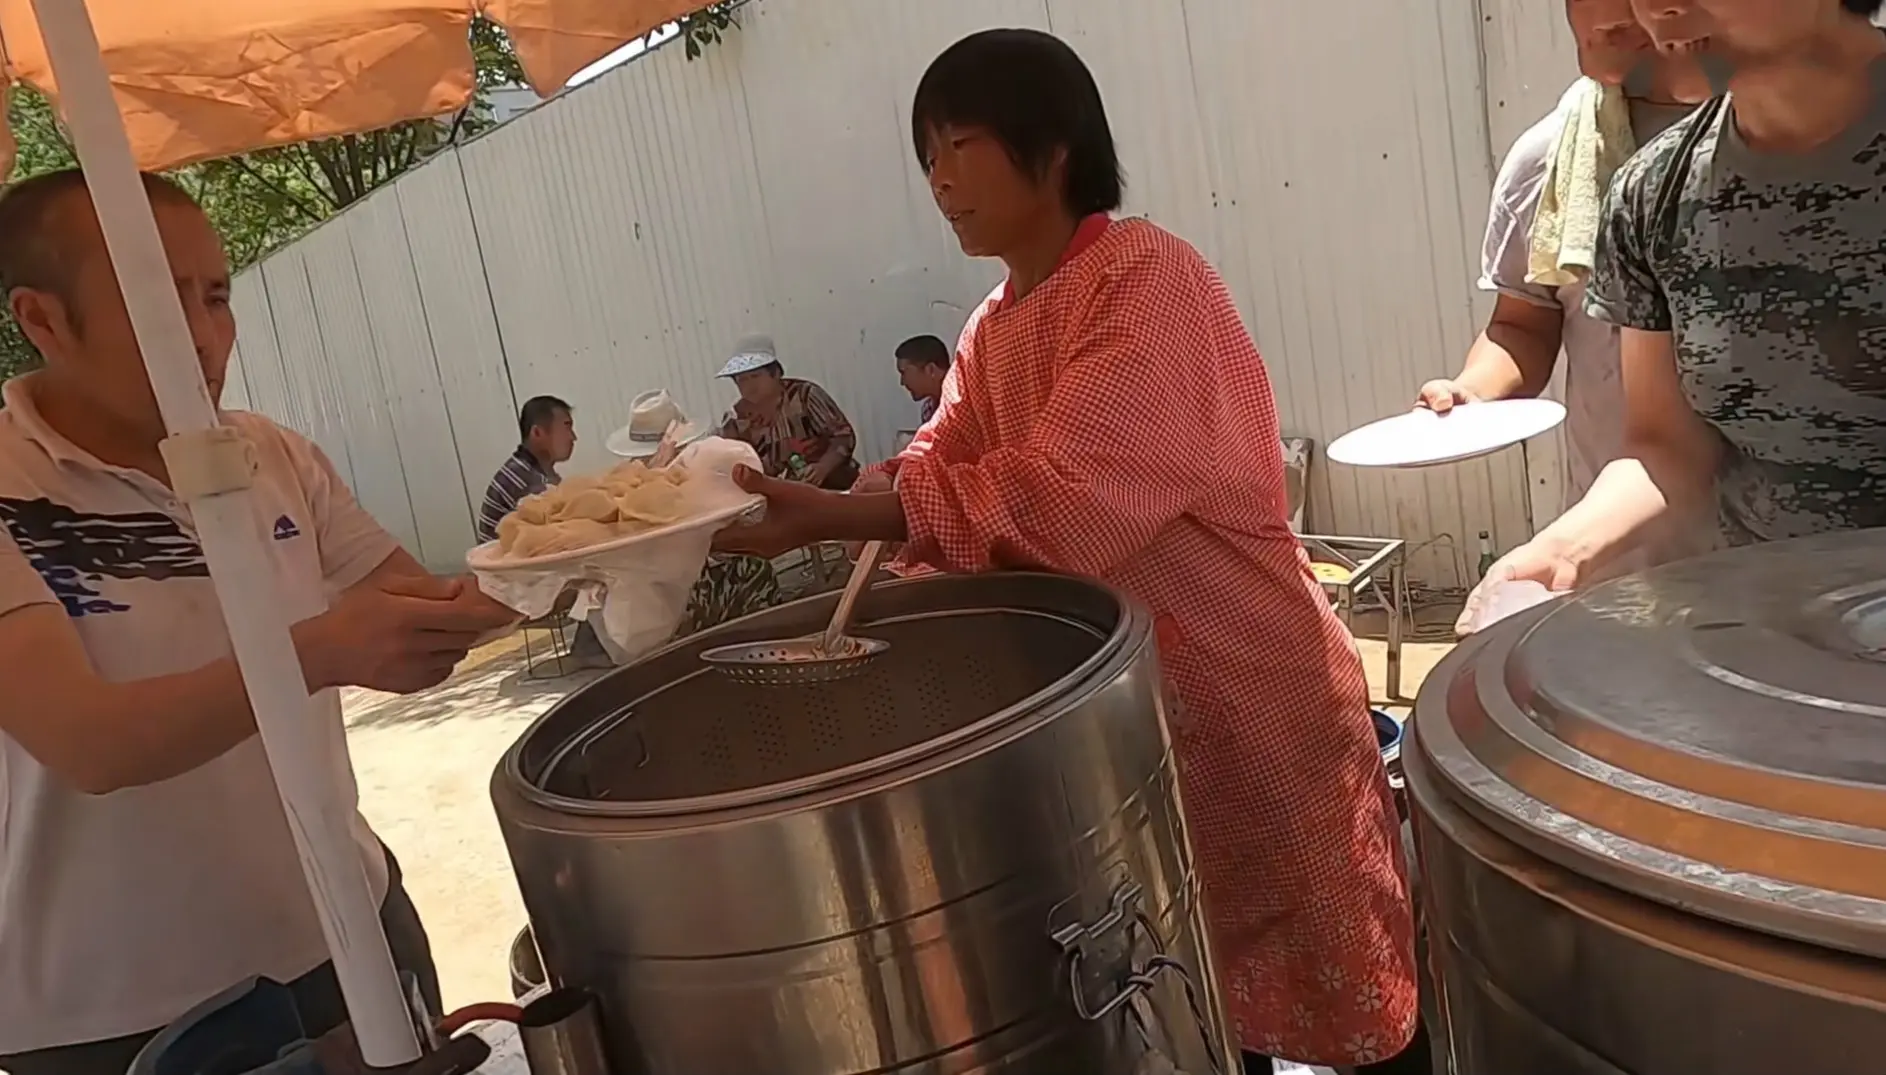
[517,395,572,443]
[895,334,951,370]
[1842,0,1882,15]
[0,168,198,303]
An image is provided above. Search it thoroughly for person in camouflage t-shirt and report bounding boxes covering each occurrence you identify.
[1457,0,1886,632]
[1583,6,1886,545]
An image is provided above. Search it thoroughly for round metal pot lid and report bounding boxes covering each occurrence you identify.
[1413,529,1886,958]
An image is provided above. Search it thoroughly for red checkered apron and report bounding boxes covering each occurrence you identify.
[874,216,1417,1066]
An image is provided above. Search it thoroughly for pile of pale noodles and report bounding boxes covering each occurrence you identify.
[494,459,693,559]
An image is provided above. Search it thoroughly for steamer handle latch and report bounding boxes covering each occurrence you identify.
[1052,880,1225,1075]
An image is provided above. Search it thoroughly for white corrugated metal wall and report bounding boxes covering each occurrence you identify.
[224,0,1579,584]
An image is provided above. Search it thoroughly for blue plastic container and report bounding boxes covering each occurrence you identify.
[128,979,324,1075]
[1373,709,1407,819]
[127,973,442,1075]
[1372,708,1404,758]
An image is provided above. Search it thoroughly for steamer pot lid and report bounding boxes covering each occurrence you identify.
[1415,529,1886,958]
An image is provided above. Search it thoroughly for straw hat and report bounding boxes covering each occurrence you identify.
[605,390,699,458]
[716,334,781,379]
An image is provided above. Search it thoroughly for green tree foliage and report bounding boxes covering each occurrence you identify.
[0,5,738,381]
[0,89,71,378]
[678,5,740,59]
[216,17,528,222]
[0,304,35,382]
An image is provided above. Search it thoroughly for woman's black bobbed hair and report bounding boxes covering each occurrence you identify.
[910,28,1125,216]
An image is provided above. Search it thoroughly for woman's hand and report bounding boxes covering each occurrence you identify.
[1455,538,1582,636]
[845,472,894,559]
[716,465,909,559]
[804,453,840,487]
[715,466,839,558]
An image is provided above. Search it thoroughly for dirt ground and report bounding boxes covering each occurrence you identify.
[342,634,602,1011]
[343,621,1456,1013]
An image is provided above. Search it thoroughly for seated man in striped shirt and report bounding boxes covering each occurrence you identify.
[476,396,574,543]
[476,396,611,665]
[476,396,784,660]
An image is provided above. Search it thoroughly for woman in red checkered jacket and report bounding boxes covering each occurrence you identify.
[717,28,1423,1073]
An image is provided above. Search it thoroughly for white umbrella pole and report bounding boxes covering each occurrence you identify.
[27,0,423,1065]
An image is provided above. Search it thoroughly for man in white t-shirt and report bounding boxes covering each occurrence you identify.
[0,170,517,1075]
[1416,0,1710,501]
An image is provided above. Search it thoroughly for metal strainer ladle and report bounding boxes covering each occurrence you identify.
[699,541,890,686]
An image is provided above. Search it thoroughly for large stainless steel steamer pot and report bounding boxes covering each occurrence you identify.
[1407,530,1886,1074]
[491,572,1237,1074]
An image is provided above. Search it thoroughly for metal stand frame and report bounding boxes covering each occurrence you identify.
[521,615,575,680]
[1300,534,1409,701]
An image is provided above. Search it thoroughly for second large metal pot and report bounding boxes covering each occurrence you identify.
[1409,530,1886,1073]
[492,572,1235,1074]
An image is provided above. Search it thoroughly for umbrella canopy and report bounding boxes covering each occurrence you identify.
[0,0,711,174]
[1,0,719,1064]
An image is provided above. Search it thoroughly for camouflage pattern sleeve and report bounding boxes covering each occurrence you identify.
[1583,152,1672,332]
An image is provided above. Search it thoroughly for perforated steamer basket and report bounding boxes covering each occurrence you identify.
[696,540,890,687]
[536,600,1105,804]
[491,572,1239,1075]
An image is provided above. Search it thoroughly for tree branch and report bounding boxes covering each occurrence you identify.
[303,143,353,209]
[339,135,366,206]
[369,128,390,186]
[446,107,471,147]
[399,124,424,171]
[282,143,343,210]
[229,157,328,223]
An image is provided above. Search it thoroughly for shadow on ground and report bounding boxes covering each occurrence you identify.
[343,650,604,732]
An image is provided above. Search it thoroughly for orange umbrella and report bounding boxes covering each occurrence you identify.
[0,0,712,173]
[0,0,714,1065]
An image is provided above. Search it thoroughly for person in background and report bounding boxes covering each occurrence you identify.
[475,394,610,665]
[1417,0,1710,508]
[475,395,576,544]
[610,389,783,635]
[895,334,952,424]
[0,169,516,1075]
[716,334,861,490]
[717,29,1423,1073]
[1400,9,1708,1057]
[1464,0,1886,627]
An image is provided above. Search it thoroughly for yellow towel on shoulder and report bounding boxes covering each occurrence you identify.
[1527,78,1637,288]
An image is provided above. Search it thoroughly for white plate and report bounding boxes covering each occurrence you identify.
[466,495,763,572]
[1326,398,1566,469]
